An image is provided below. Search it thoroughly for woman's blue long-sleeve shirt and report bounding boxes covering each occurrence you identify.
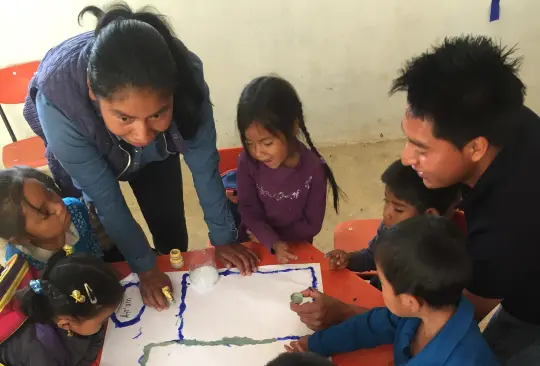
[37,86,236,273]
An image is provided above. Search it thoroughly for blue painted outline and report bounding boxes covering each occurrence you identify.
[111,282,147,328]
[178,266,318,340]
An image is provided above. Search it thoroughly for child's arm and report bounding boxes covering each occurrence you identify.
[288,165,327,240]
[307,307,399,357]
[237,154,280,250]
[346,223,385,272]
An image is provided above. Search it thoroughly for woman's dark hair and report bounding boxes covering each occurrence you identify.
[237,76,344,212]
[80,2,204,139]
[19,252,124,324]
[390,35,526,148]
[0,166,62,240]
[382,160,460,215]
[374,216,471,308]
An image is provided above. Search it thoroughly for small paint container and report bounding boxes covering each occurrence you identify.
[170,249,184,269]
[189,249,219,292]
[290,292,304,305]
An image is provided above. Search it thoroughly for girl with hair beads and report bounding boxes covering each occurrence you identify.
[236,76,343,263]
[0,252,124,366]
[0,167,101,270]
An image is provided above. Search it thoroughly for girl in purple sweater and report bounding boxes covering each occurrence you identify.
[236,76,342,263]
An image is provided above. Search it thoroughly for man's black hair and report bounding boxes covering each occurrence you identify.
[382,159,460,214]
[390,35,526,148]
[266,353,335,366]
[374,216,471,308]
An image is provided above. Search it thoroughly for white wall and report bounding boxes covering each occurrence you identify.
[1,0,539,148]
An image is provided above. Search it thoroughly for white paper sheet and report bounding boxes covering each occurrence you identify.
[100,263,323,366]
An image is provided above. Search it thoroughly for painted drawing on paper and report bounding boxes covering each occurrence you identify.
[99,264,323,366]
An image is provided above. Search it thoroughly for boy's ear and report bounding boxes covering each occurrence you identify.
[399,293,421,314]
[424,208,440,216]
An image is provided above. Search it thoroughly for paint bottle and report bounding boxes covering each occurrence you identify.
[170,249,184,269]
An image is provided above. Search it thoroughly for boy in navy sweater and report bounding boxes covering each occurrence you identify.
[327,160,460,281]
[286,216,499,365]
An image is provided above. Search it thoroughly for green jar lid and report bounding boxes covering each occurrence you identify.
[290,292,304,304]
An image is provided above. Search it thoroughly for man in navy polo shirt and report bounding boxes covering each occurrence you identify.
[291,36,540,365]
[394,36,540,364]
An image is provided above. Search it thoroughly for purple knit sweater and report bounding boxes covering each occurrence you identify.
[237,143,327,250]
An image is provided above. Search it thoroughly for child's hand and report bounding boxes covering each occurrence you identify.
[284,336,309,352]
[246,230,260,244]
[273,241,298,263]
[325,250,350,269]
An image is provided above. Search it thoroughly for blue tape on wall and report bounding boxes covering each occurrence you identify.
[490,0,500,22]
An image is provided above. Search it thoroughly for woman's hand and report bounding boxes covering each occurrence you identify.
[273,241,298,264]
[325,250,350,269]
[216,243,259,275]
[138,267,173,310]
[284,336,309,353]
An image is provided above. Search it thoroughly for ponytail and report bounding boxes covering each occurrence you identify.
[80,2,204,139]
[298,117,344,213]
[18,252,124,323]
[18,251,66,323]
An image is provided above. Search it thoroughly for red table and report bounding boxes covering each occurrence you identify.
[100,243,393,365]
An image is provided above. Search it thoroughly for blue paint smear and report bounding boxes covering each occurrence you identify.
[177,273,189,340]
[490,0,500,22]
[138,354,144,364]
[276,336,300,341]
[132,327,143,339]
[177,266,318,340]
[111,282,147,328]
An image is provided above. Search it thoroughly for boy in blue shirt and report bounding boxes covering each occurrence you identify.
[286,216,499,365]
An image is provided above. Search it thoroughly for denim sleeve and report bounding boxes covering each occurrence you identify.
[183,61,237,246]
[36,92,156,273]
[307,307,399,357]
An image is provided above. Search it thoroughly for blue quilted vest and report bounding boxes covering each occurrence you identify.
[23,32,197,182]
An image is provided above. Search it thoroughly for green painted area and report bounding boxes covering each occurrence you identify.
[138,337,285,365]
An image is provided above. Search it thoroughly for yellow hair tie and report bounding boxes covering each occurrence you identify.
[71,290,86,304]
[63,245,73,256]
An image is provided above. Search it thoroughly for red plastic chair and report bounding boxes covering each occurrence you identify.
[206,147,243,248]
[333,218,381,276]
[333,211,467,276]
[0,61,47,168]
[333,218,382,253]
[218,146,243,174]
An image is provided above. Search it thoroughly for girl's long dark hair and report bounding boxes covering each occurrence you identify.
[80,2,204,139]
[237,76,344,212]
